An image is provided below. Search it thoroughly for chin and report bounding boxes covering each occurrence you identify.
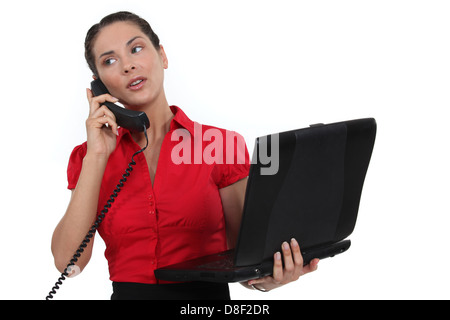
[122,84,163,109]
[122,95,154,109]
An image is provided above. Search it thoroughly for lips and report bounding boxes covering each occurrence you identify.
[127,77,147,90]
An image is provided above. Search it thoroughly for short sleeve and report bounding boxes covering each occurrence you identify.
[215,130,251,189]
[67,142,87,190]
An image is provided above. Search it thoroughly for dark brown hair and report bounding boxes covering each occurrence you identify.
[84,11,160,77]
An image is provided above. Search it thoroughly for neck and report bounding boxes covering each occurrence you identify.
[128,93,173,144]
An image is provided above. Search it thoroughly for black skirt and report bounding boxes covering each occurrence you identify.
[111,281,230,300]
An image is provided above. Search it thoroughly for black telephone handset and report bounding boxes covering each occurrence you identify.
[46,80,149,300]
[90,79,150,132]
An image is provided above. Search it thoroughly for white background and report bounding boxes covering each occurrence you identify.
[0,0,449,300]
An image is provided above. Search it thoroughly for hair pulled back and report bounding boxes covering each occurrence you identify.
[84,11,160,77]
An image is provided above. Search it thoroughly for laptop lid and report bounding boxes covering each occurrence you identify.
[234,118,376,267]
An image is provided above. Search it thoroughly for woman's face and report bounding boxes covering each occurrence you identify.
[92,21,168,109]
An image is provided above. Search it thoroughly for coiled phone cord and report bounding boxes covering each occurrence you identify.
[46,127,148,300]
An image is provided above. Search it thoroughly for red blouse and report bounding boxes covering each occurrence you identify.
[67,106,250,284]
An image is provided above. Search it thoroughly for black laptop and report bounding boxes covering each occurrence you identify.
[154,118,377,283]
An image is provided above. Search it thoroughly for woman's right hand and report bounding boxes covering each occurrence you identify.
[85,88,120,159]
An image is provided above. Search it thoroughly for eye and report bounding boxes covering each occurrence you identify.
[132,46,143,54]
[104,57,117,66]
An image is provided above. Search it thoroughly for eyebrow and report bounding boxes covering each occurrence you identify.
[98,36,144,61]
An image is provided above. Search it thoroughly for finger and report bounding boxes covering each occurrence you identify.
[248,275,272,286]
[88,114,117,131]
[92,105,116,122]
[88,105,116,125]
[88,92,119,116]
[86,88,93,101]
[290,238,303,267]
[102,114,119,136]
[89,96,119,117]
[89,104,119,136]
[281,241,295,277]
[86,88,95,115]
[272,251,283,284]
[302,258,320,275]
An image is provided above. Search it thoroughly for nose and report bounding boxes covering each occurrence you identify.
[124,65,136,74]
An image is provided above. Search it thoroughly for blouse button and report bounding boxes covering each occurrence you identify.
[149,210,155,215]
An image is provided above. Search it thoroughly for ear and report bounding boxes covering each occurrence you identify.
[92,75,98,80]
[159,45,169,69]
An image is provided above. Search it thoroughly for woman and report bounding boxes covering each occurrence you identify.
[51,11,319,300]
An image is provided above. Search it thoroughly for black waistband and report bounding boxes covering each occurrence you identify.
[111,281,230,300]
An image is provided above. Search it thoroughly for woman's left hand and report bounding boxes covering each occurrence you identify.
[247,238,319,292]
